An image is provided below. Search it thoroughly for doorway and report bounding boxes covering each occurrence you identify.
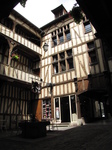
[61,97,70,122]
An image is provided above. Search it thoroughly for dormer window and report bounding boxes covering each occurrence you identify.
[55,10,63,18]
[51,4,67,19]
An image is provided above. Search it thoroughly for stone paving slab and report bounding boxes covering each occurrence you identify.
[0,120,112,150]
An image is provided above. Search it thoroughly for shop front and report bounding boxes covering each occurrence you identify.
[53,95,77,124]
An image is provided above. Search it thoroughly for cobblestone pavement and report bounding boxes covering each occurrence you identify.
[0,119,112,150]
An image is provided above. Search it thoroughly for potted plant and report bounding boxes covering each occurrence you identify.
[11,53,20,61]
[69,6,84,24]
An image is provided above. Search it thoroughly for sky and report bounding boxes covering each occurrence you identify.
[14,0,76,28]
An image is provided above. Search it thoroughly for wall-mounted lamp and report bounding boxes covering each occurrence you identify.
[43,43,49,52]
[46,83,55,94]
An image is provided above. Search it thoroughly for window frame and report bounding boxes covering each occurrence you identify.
[84,21,92,34]
[58,33,64,44]
[65,30,71,41]
[51,24,71,47]
[60,60,66,72]
[53,62,58,74]
[42,99,51,120]
[52,49,74,74]
[87,41,98,65]
[52,36,57,47]
[67,57,74,70]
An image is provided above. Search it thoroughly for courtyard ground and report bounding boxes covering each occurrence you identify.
[0,119,112,150]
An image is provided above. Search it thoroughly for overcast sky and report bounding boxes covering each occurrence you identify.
[14,0,76,28]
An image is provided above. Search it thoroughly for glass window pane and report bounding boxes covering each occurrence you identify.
[53,55,58,62]
[87,42,97,63]
[59,52,65,59]
[55,98,60,119]
[66,31,71,41]
[84,22,92,33]
[55,98,59,107]
[52,37,57,46]
[89,51,97,63]
[67,58,74,69]
[71,95,76,114]
[53,63,58,74]
[59,34,64,43]
[67,49,72,56]
[60,60,66,71]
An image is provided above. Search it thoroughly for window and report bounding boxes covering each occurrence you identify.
[52,49,74,74]
[55,98,60,119]
[65,30,71,41]
[53,54,58,74]
[42,99,51,119]
[67,58,74,69]
[59,34,64,43]
[71,95,76,114]
[66,49,74,70]
[88,50,97,63]
[51,24,71,47]
[60,60,66,71]
[87,41,97,64]
[53,63,58,74]
[84,21,92,33]
[59,52,65,59]
[52,36,57,46]
[59,52,66,72]
[67,49,72,56]
[53,54,58,62]
[55,10,63,18]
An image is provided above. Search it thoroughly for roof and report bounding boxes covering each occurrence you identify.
[40,4,69,31]
[51,4,68,14]
[11,9,43,35]
[40,13,69,31]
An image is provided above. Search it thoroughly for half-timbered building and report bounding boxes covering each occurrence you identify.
[40,5,111,125]
[0,9,42,129]
[0,4,112,130]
